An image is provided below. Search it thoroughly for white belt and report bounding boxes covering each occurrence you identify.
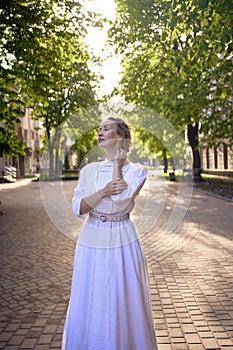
[89,212,130,222]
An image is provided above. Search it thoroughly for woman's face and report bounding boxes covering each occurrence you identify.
[98,120,120,149]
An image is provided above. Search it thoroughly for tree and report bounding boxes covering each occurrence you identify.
[25,34,97,176]
[0,0,98,164]
[131,126,173,173]
[0,74,26,156]
[98,102,186,175]
[108,0,233,180]
[71,127,100,169]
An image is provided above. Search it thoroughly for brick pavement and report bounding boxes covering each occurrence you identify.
[0,177,233,350]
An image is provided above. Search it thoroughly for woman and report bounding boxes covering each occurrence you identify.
[62,117,157,350]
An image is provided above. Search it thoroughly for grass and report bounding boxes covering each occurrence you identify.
[195,174,233,200]
[154,171,233,200]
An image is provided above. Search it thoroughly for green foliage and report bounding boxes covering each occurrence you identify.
[109,0,233,149]
[132,126,173,161]
[71,126,101,168]
[0,69,26,156]
[0,126,25,157]
[0,0,97,158]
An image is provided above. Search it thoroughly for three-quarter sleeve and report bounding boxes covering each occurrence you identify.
[110,164,148,202]
[72,166,88,218]
[72,162,101,217]
[72,162,148,217]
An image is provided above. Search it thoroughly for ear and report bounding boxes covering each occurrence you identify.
[117,137,123,146]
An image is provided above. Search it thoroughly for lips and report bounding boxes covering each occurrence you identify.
[98,138,105,143]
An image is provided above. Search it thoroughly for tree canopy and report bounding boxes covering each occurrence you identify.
[0,0,98,158]
[108,0,233,174]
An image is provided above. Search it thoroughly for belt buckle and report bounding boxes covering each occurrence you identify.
[100,215,107,222]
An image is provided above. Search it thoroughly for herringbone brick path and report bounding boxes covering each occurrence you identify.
[0,178,233,350]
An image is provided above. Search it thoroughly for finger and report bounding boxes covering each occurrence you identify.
[117,181,127,187]
[115,185,127,192]
[116,181,127,189]
[117,148,125,157]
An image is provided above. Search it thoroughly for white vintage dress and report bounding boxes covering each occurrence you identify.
[62,160,157,350]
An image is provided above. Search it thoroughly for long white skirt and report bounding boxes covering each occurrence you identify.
[62,219,157,350]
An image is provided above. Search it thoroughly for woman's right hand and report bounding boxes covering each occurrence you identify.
[98,178,128,198]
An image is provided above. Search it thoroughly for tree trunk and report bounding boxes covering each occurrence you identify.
[45,123,55,179]
[64,153,70,170]
[55,147,60,176]
[77,150,86,169]
[48,141,54,179]
[54,127,61,177]
[163,149,168,173]
[187,123,202,182]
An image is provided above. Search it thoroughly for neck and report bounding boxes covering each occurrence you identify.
[105,147,118,160]
[105,152,128,165]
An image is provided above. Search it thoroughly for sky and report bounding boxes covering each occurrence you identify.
[83,0,121,98]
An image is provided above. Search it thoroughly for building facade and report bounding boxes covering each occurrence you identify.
[0,108,44,178]
[200,143,233,175]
